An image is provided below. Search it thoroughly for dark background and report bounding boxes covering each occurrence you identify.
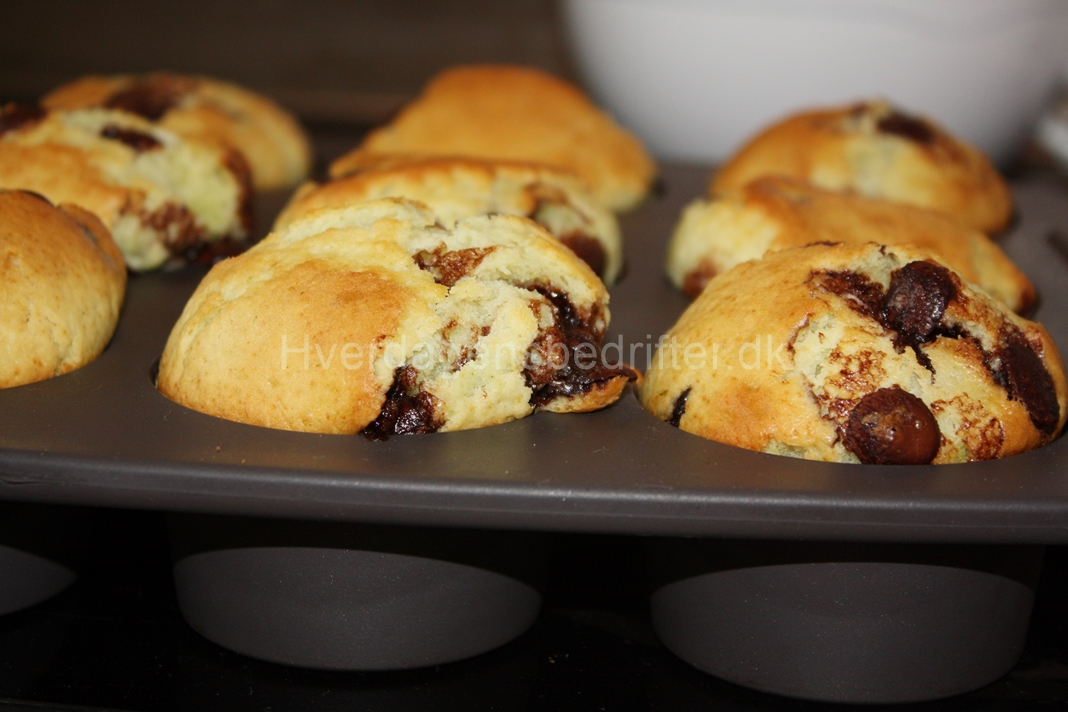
[5,509,1068,712]
[1,0,575,124]
[6,3,1068,710]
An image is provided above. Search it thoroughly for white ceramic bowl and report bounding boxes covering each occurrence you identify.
[563,0,1068,165]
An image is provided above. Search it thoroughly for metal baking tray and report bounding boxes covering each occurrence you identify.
[2,165,1068,544]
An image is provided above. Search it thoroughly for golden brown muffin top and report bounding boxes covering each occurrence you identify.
[348,65,656,212]
[642,242,1066,464]
[711,101,1013,234]
[668,176,1033,312]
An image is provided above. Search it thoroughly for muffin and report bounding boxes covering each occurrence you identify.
[0,190,126,388]
[641,242,1066,464]
[43,73,312,191]
[0,103,252,271]
[158,199,635,437]
[711,101,1013,234]
[278,156,624,284]
[340,64,656,212]
[668,176,1034,312]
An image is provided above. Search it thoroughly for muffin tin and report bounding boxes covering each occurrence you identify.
[2,164,1068,700]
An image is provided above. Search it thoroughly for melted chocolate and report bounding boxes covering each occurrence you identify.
[414,246,494,287]
[523,286,637,407]
[811,262,1058,434]
[994,328,1060,434]
[525,325,570,393]
[810,262,962,372]
[0,104,45,136]
[558,233,607,278]
[144,150,250,263]
[100,124,162,152]
[527,188,609,278]
[145,203,203,255]
[223,149,255,236]
[809,270,885,321]
[668,388,691,428]
[105,78,191,120]
[843,387,941,465]
[877,111,936,144]
[361,366,442,441]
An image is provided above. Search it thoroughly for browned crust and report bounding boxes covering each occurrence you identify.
[159,258,411,434]
[710,102,1013,234]
[642,242,1067,462]
[691,176,1033,312]
[0,190,126,388]
[44,73,312,190]
[352,65,656,211]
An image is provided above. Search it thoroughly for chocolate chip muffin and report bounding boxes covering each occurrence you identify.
[277,156,624,284]
[641,243,1066,464]
[0,104,252,271]
[668,176,1034,312]
[341,65,657,212]
[1,190,126,389]
[43,73,312,191]
[158,198,635,437]
[711,101,1013,234]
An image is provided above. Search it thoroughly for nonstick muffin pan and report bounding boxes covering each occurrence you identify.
[168,513,547,670]
[3,165,1068,698]
[2,165,1068,542]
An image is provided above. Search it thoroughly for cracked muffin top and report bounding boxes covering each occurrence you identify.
[276,155,624,285]
[158,198,636,437]
[44,73,311,191]
[344,65,657,213]
[710,101,1013,234]
[0,103,252,271]
[640,242,1066,464]
[0,189,126,389]
[667,176,1034,312]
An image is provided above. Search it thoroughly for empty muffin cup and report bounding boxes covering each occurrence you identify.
[646,538,1043,704]
[168,514,546,670]
[0,503,97,616]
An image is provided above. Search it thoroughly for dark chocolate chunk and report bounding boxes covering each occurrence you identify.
[877,111,936,144]
[812,263,965,372]
[0,103,45,136]
[995,328,1060,434]
[100,124,162,152]
[843,386,941,465]
[668,388,691,428]
[361,366,442,441]
[414,246,494,287]
[884,260,957,348]
[558,232,607,278]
